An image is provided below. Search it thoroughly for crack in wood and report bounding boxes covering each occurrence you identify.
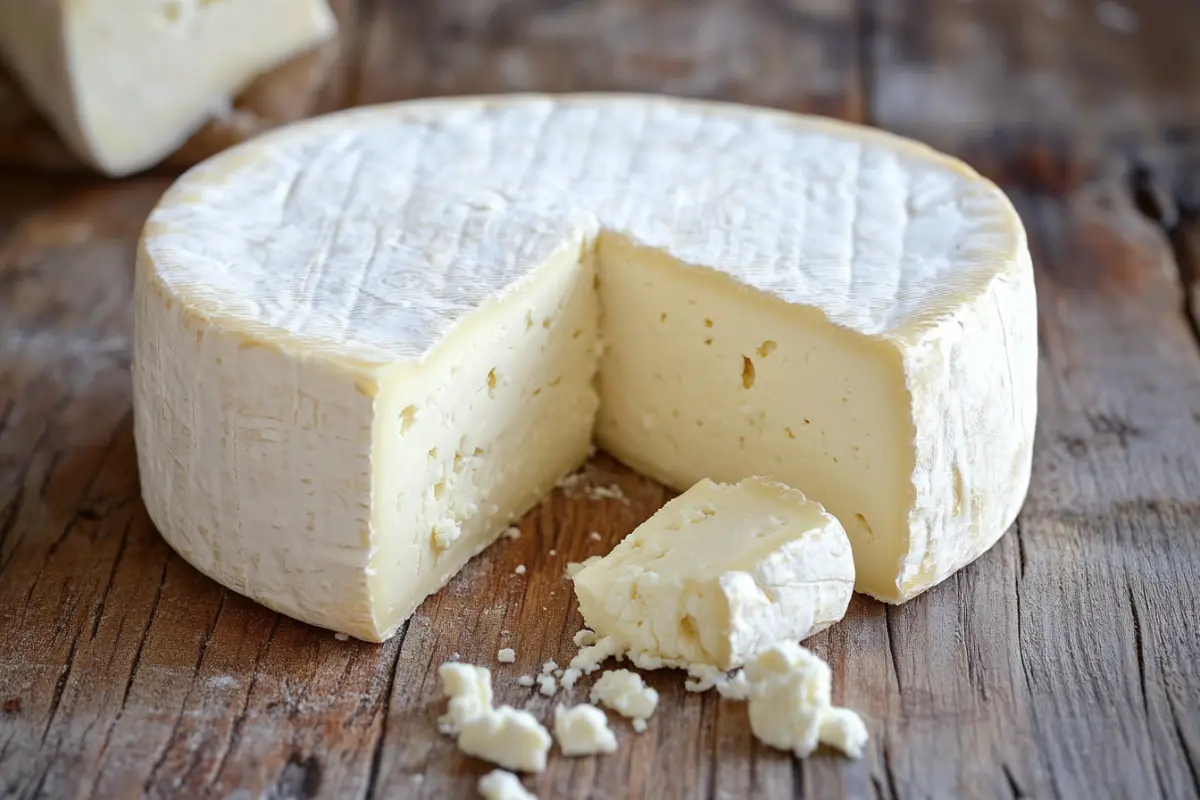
[93,552,171,771]
[880,732,901,800]
[1125,582,1151,722]
[39,629,80,747]
[1164,691,1200,794]
[363,626,409,800]
[1001,761,1025,799]
[882,604,903,697]
[90,516,134,641]
[208,614,282,791]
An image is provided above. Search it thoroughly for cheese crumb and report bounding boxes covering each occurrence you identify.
[589,532,602,541]
[717,671,751,700]
[432,518,462,549]
[438,663,493,735]
[632,718,647,733]
[570,635,619,674]
[560,667,582,691]
[683,664,728,693]
[517,676,535,688]
[590,669,658,727]
[514,564,526,575]
[478,770,537,800]
[542,660,558,674]
[458,706,552,772]
[549,549,557,556]
[566,556,602,578]
[819,707,870,758]
[439,662,552,772]
[504,527,521,540]
[742,642,868,758]
[498,648,516,663]
[536,674,558,696]
[554,703,618,756]
[572,629,598,648]
[334,632,350,642]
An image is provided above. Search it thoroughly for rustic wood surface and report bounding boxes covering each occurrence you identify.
[2,1,1199,798]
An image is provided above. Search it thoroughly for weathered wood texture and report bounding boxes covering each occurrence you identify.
[1,1,1199,798]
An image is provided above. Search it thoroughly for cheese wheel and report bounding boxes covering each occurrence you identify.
[133,95,1037,640]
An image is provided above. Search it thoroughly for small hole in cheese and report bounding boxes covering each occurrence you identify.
[854,513,873,537]
[660,312,668,323]
[434,479,448,500]
[542,317,551,329]
[160,1,184,22]
[400,405,417,434]
[704,337,713,346]
[704,318,713,328]
[785,427,795,439]
[487,368,497,393]
[741,356,755,389]
[525,312,534,331]
[428,447,438,460]
[757,340,777,358]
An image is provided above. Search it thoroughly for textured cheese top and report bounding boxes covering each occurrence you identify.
[142,94,1024,364]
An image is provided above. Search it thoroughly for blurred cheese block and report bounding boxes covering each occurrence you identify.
[0,0,337,176]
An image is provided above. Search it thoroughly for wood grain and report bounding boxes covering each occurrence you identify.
[1,1,1199,798]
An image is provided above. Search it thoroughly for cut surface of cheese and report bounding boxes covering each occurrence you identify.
[0,0,336,176]
[134,94,1037,641]
[572,477,854,670]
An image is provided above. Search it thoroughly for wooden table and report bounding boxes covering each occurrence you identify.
[2,1,1198,798]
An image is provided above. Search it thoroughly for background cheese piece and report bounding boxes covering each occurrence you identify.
[573,477,854,670]
[589,670,658,729]
[742,641,868,759]
[553,703,618,756]
[0,0,336,176]
[478,770,538,800]
[135,95,1036,640]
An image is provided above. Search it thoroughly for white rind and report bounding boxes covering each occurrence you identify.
[133,94,1037,640]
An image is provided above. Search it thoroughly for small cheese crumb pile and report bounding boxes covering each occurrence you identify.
[514,564,526,575]
[334,632,349,642]
[503,527,521,540]
[438,664,551,773]
[517,676,535,688]
[498,648,516,663]
[536,674,557,696]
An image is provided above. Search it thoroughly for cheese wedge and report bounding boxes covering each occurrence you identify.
[0,0,336,176]
[572,477,855,671]
[132,95,1037,641]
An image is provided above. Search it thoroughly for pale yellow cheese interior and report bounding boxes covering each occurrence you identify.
[361,233,917,637]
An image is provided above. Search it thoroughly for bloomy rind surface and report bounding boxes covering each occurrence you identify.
[134,93,1036,636]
